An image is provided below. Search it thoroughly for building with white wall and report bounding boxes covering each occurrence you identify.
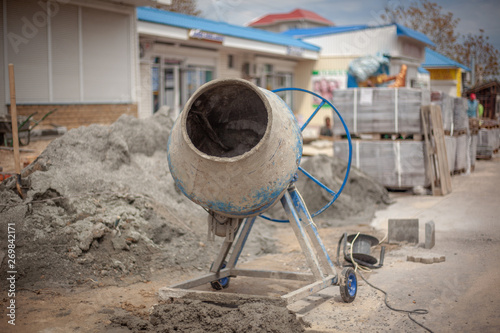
[282,23,436,126]
[1,0,170,129]
[3,4,465,133]
[136,7,320,118]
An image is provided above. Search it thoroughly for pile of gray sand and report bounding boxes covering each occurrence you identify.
[297,154,392,225]
[266,154,392,226]
[0,110,218,288]
[109,298,306,333]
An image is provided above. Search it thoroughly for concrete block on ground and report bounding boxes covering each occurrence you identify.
[407,255,445,264]
[388,218,419,244]
[425,221,435,249]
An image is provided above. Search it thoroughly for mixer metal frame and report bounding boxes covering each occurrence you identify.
[161,184,345,305]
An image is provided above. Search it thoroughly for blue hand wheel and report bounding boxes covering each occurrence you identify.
[259,87,353,222]
[210,261,230,290]
[340,267,357,303]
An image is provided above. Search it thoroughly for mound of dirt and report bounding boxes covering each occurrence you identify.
[266,154,392,226]
[110,298,306,333]
[0,110,220,289]
[297,154,392,225]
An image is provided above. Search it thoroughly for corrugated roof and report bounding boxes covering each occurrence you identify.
[137,7,321,52]
[282,23,435,47]
[248,8,333,27]
[423,48,471,71]
[395,24,435,47]
[282,25,368,38]
[418,67,430,74]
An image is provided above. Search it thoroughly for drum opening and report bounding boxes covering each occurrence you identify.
[186,82,269,158]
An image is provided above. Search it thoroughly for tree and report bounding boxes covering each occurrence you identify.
[162,0,200,16]
[454,30,500,86]
[381,0,499,85]
[381,0,460,58]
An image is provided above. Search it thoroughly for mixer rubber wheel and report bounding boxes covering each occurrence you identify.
[210,261,230,290]
[340,267,357,303]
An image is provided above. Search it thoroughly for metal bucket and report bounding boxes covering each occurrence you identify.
[346,234,379,265]
[167,78,302,218]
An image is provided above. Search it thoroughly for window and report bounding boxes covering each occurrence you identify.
[151,56,214,115]
[3,1,133,104]
[228,54,234,69]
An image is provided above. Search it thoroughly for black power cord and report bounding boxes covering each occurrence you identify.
[337,233,434,333]
[357,271,433,333]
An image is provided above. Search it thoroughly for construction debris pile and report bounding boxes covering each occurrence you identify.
[0,109,391,289]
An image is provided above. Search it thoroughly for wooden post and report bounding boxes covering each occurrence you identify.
[9,63,23,198]
[421,105,452,196]
[8,64,20,173]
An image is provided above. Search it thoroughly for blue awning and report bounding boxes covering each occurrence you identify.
[395,24,435,47]
[137,7,321,52]
[423,48,471,72]
[418,67,430,74]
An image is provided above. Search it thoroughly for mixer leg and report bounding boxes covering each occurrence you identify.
[227,216,257,267]
[210,217,256,274]
[208,217,257,290]
[281,186,338,282]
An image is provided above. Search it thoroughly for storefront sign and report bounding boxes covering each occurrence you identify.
[287,46,304,56]
[189,29,224,43]
[311,70,348,106]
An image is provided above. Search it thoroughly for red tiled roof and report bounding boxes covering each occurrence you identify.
[248,8,333,27]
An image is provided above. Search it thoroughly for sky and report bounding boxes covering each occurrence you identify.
[195,0,500,65]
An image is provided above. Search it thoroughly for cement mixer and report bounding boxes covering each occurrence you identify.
[165,78,356,304]
[168,78,302,218]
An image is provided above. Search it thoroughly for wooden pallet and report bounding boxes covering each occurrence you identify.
[340,133,423,141]
[421,105,452,196]
[453,168,466,175]
[476,154,493,160]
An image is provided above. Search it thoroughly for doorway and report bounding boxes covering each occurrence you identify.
[151,57,214,117]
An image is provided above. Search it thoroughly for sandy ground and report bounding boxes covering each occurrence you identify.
[1,131,499,332]
[295,154,500,332]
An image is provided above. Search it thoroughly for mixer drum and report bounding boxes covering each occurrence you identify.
[167,78,303,218]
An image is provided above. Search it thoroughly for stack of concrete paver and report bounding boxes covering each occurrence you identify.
[444,136,457,174]
[332,88,431,189]
[453,97,470,173]
[430,93,473,174]
[332,88,430,135]
[332,87,487,190]
[477,120,500,159]
[334,140,427,189]
[469,118,479,170]
[432,92,456,173]
[431,91,454,133]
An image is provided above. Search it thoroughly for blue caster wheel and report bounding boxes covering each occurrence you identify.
[340,267,357,303]
[210,261,230,290]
